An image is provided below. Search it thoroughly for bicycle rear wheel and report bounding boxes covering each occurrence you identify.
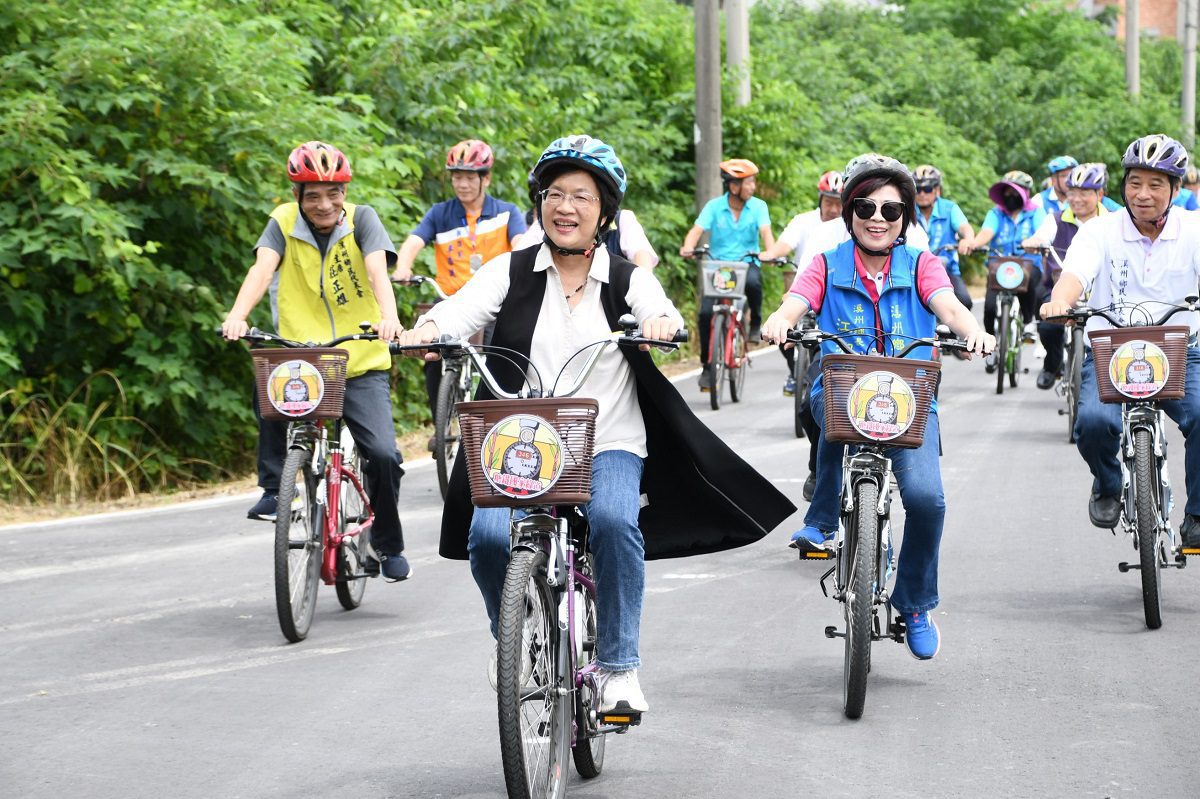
[995,298,1010,395]
[709,314,726,411]
[728,316,748,403]
[434,363,464,501]
[571,556,605,779]
[275,446,323,642]
[498,548,569,799]
[843,479,878,720]
[1066,332,1084,443]
[1133,429,1163,629]
[335,437,368,611]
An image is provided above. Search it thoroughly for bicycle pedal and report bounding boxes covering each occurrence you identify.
[1180,547,1200,557]
[598,710,642,727]
[799,549,832,560]
[824,625,844,639]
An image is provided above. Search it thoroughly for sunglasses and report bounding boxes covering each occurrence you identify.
[852,198,906,222]
[915,183,939,193]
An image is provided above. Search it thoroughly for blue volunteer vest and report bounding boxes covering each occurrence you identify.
[812,239,938,407]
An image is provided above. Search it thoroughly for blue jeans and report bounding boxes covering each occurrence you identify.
[468,450,646,671]
[804,390,945,613]
[1074,348,1200,516]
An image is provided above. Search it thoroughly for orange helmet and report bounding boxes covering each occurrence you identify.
[719,158,759,181]
[446,139,495,172]
[286,141,352,184]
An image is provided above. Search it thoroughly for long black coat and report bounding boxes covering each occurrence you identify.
[438,247,796,560]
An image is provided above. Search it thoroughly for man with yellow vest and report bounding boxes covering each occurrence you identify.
[222,141,411,581]
[391,140,526,432]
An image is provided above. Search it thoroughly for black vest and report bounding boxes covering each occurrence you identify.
[437,246,796,561]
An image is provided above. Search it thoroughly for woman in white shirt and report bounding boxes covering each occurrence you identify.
[398,135,795,714]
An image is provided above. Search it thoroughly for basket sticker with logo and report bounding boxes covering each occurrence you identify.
[267,360,326,418]
[1108,339,1171,399]
[480,415,566,499]
[846,370,918,441]
[994,260,1026,291]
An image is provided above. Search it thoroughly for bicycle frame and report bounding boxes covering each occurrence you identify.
[288,417,374,587]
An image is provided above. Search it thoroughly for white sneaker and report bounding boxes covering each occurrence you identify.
[598,668,649,713]
[488,646,533,692]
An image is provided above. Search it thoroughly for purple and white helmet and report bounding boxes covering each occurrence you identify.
[1066,162,1107,190]
[1122,134,1189,179]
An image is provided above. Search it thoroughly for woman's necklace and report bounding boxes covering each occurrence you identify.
[564,279,587,300]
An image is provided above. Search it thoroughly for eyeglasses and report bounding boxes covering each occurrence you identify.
[915,183,939,194]
[851,198,906,222]
[540,189,600,208]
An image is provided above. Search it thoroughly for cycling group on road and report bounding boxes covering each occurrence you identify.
[218,130,1200,722]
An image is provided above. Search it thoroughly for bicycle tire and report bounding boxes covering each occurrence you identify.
[709,313,726,411]
[843,479,878,720]
[995,298,1009,395]
[498,548,568,799]
[793,344,811,439]
[1133,429,1163,629]
[571,556,605,779]
[728,316,747,403]
[434,363,463,501]
[1066,332,1084,443]
[275,446,323,643]
[1008,309,1022,389]
[335,439,368,611]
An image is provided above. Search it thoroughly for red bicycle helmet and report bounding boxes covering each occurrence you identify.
[446,139,495,172]
[817,170,844,198]
[286,141,352,184]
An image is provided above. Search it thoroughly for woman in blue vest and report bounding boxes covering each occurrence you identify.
[761,154,994,660]
[964,170,1047,374]
[398,135,795,713]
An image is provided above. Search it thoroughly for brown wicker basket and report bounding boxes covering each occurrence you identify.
[986,256,1035,294]
[457,397,599,507]
[821,353,940,449]
[1087,325,1190,403]
[253,348,348,422]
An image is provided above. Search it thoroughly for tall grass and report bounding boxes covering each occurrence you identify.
[0,371,213,506]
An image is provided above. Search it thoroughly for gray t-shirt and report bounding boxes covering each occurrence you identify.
[255,204,398,329]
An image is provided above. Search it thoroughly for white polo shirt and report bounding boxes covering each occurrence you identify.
[1061,208,1200,337]
[778,208,822,252]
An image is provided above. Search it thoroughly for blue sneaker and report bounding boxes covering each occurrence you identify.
[789,525,834,553]
[368,551,411,582]
[783,374,797,396]
[903,611,940,660]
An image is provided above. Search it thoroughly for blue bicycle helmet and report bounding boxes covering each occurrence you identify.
[532,135,627,198]
[1066,163,1107,190]
[1122,134,1189,179]
[1046,155,1078,175]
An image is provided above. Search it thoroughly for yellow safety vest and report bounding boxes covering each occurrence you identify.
[270,202,390,377]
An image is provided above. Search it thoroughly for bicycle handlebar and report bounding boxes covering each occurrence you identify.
[1047,296,1200,328]
[391,315,688,400]
[683,247,793,268]
[787,325,976,358]
[217,325,383,349]
[392,274,451,302]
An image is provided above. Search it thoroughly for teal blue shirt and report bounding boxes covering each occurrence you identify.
[695,194,771,261]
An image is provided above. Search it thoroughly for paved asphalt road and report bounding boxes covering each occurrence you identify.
[2,343,1196,799]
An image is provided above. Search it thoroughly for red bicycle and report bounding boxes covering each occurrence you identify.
[228,326,382,642]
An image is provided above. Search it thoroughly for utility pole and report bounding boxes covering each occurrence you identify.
[1127,0,1141,98]
[727,0,751,107]
[1184,0,1198,148]
[694,0,723,212]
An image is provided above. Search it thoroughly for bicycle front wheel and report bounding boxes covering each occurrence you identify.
[793,344,811,439]
[843,479,878,720]
[275,446,323,642]
[995,298,1010,395]
[728,316,748,403]
[434,363,464,501]
[709,313,726,411]
[498,548,569,799]
[335,438,368,611]
[1008,309,1023,389]
[1133,429,1163,629]
[1066,332,1084,443]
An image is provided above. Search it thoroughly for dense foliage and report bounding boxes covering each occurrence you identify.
[0,0,1192,502]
